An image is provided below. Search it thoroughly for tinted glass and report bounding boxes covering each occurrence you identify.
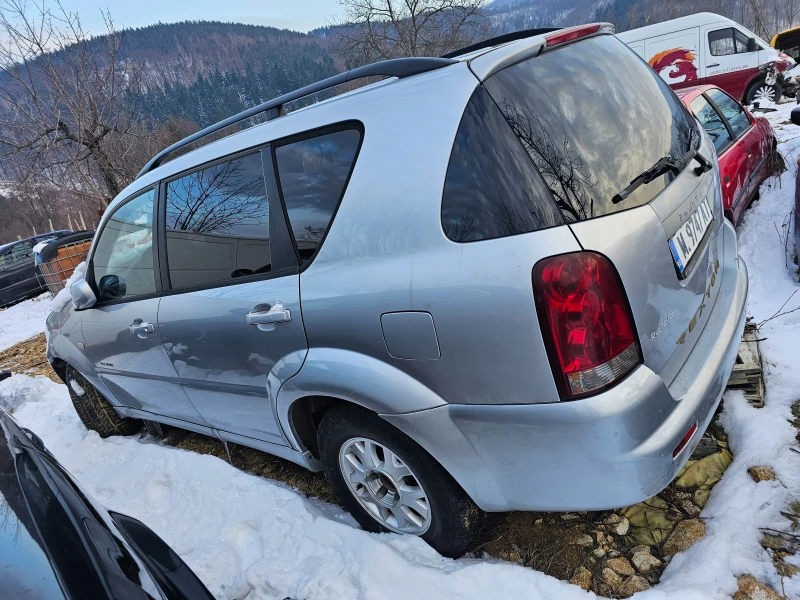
[166,153,271,289]
[484,35,696,223]
[709,29,736,56]
[93,189,156,300]
[442,86,563,242]
[0,241,33,271]
[690,95,733,153]
[707,88,751,138]
[275,129,360,262]
[734,29,751,52]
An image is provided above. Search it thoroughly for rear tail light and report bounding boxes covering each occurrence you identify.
[545,24,602,48]
[532,252,641,400]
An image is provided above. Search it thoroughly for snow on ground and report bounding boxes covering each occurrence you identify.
[0,292,50,352]
[2,103,800,600]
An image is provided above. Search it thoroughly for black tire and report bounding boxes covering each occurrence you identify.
[64,365,141,438]
[317,404,483,558]
[744,79,783,105]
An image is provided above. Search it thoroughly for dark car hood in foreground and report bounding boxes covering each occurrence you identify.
[0,437,67,600]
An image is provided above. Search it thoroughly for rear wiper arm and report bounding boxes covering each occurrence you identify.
[612,150,713,204]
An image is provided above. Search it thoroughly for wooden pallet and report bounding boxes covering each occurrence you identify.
[726,321,764,407]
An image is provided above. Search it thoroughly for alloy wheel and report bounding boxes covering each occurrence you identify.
[753,85,776,103]
[339,436,431,535]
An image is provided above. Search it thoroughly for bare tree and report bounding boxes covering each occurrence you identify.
[332,0,496,66]
[0,0,156,209]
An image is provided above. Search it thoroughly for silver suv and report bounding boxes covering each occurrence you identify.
[47,24,748,557]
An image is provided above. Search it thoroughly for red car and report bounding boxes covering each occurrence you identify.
[677,85,775,225]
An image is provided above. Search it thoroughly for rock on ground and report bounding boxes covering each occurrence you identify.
[748,466,777,482]
[631,550,661,573]
[619,574,651,595]
[605,556,635,576]
[733,574,784,600]
[569,566,592,591]
[663,519,706,557]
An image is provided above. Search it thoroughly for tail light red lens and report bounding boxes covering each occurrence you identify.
[532,252,641,400]
[544,24,602,47]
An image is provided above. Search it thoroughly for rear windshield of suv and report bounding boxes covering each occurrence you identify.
[483,34,697,223]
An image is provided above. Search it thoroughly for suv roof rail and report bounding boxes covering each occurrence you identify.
[441,27,561,59]
[136,56,457,179]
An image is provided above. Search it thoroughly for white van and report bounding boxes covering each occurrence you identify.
[618,12,794,104]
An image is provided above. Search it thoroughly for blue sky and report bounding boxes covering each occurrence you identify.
[58,0,344,34]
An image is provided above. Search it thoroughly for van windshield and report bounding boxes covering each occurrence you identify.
[483,34,698,222]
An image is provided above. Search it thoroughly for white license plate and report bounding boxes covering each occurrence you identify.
[669,199,713,274]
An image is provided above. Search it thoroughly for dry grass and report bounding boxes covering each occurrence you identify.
[0,333,59,382]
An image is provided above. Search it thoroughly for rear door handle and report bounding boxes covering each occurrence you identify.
[246,302,291,326]
[129,320,155,338]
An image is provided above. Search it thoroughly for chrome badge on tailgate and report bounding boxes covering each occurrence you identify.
[669,199,713,274]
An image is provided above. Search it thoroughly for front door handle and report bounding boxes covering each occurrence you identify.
[129,319,155,339]
[707,63,720,68]
[246,302,292,326]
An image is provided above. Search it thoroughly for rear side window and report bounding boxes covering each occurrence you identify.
[0,241,33,271]
[483,35,697,223]
[165,153,271,290]
[690,95,733,153]
[442,86,563,242]
[706,88,751,138]
[92,189,156,300]
[274,128,361,263]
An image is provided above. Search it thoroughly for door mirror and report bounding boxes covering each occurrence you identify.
[748,37,758,52]
[70,279,97,310]
[791,107,800,126]
[98,274,126,300]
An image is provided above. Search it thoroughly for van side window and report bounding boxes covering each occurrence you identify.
[92,189,156,300]
[689,95,732,153]
[706,88,751,138]
[709,28,751,55]
[441,86,563,242]
[165,153,271,290]
[0,241,33,271]
[274,128,361,264]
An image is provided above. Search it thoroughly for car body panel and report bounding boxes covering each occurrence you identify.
[158,275,307,445]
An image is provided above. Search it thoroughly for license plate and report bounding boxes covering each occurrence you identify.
[669,199,713,274]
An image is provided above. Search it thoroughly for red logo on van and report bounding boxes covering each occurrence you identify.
[649,48,698,83]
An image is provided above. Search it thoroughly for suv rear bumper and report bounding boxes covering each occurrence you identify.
[383,250,748,512]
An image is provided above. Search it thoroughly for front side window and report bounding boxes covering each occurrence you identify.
[442,86,563,242]
[274,128,361,263]
[690,95,733,153]
[165,153,271,290]
[0,241,33,271]
[483,35,696,223]
[92,189,156,300]
[709,28,752,55]
[707,88,751,138]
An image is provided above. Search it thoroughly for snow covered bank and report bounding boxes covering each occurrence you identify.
[0,293,49,353]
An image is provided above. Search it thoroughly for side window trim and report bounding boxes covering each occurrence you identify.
[270,120,365,271]
[709,28,734,56]
[261,145,301,270]
[87,186,161,308]
[704,90,751,141]
[693,93,734,154]
[156,181,170,291]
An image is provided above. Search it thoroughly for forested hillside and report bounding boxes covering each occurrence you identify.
[111,21,338,128]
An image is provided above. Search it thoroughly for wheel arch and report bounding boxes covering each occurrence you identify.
[276,348,448,457]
